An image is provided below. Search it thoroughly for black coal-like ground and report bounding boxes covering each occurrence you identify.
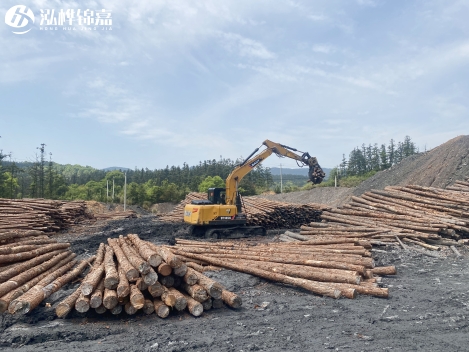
[1,216,469,352]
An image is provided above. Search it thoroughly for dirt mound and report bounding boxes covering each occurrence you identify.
[259,187,354,207]
[353,135,469,196]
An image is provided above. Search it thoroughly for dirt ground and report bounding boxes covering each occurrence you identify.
[1,217,469,352]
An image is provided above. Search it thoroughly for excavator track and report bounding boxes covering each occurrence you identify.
[189,225,266,239]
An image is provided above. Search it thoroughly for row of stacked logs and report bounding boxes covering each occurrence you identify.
[56,234,242,318]
[158,192,326,229]
[0,198,92,234]
[169,238,396,299]
[313,184,469,251]
[0,230,94,314]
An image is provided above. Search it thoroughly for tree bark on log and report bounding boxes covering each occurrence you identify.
[90,279,105,309]
[186,268,223,299]
[221,289,242,308]
[130,284,145,309]
[167,287,187,311]
[127,234,162,267]
[0,243,70,264]
[118,236,151,275]
[75,292,90,313]
[103,245,119,289]
[107,238,139,282]
[181,282,209,302]
[103,288,118,309]
[116,264,130,298]
[143,299,155,315]
[153,298,170,318]
[371,266,397,275]
[182,292,203,317]
[0,251,71,297]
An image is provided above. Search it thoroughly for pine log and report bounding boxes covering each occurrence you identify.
[182,293,203,317]
[81,263,104,296]
[159,275,174,287]
[161,286,177,307]
[107,238,139,281]
[183,270,198,286]
[125,301,138,315]
[186,268,223,299]
[116,264,130,298]
[174,250,346,299]
[127,234,163,267]
[0,243,70,264]
[111,304,123,315]
[130,284,145,309]
[201,298,212,311]
[221,289,242,308]
[142,267,158,286]
[146,242,182,268]
[95,305,107,314]
[173,263,188,277]
[0,251,71,297]
[75,292,90,313]
[157,263,172,276]
[103,245,119,289]
[148,281,164,298]
[143,299,155,315]
[136,278,148,291]
[103,288,118,309]
[371,266,397,275]
[90,279,105,309]
[153,298,170,318]
[56,287,81,318]
[181,282,209,302]
[167,287,187,311]
[118,236,151,274]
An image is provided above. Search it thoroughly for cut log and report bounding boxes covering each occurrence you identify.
[75,292,90,313]
[81,263,104,296]
[148,281,164,298]
[116,264,130,298]
[143,299,155,315]
[103,288,118,309]
[90,279,105,309]
[221,289,242,308]
[153,298,170,318]
[129,284,145,309]
[186,268,223,299]
[182,293,203,317]
[142,267,158,286]
[118,235,151,275]
[157,263,172,276]
[127,234,162,267]
[212,298,224,309]
[371,266,397,275]
[181,283,209,302]
[107,238,139,281]
[103,245,119,289]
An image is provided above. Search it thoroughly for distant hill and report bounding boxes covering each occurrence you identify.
[103,167,131,171]
[270,167,332,178]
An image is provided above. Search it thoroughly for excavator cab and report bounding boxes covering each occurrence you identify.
[207,188,226,205]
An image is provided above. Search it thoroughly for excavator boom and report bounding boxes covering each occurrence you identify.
[184,139,325,239]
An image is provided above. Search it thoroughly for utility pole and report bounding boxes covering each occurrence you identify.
[335,175,337,188]
[279,163,283,193]
[48,152,53,199]
[124,172,127,211]
[106,180,109,201]
[37,143,46,198]
[112,179,115,201]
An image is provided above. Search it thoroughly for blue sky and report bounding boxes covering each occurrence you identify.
[1,0,468,170]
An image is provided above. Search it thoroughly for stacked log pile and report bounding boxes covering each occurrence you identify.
[308,184,469,251]
[94,210,137,220]
[170,238,395,299]
[0,198,92,234]
[0,232,93,314]
[56,234,242,318]
[159,192,326,229]
[446,177,469,192]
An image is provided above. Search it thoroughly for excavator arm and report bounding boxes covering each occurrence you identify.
[224,139,325,206]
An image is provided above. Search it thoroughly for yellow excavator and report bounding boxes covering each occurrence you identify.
[184,139,325,238]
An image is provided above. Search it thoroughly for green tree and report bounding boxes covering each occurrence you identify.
[198,176,225,193]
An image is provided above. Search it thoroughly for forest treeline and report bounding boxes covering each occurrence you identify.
[0,136,420,205]
[319,135,419,188]
[0,145,273,207]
